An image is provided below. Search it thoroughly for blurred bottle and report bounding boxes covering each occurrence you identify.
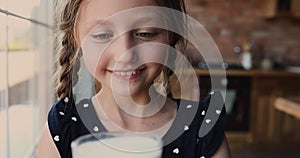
[241,42,252,70]
[261,55,273,71]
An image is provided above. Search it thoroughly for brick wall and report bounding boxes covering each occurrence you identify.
[185,0,300,68]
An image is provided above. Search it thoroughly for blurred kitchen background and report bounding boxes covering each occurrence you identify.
[0,0,300,157]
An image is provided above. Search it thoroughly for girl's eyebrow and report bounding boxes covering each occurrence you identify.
[81,19,112,35]
[133,17,162,27]
[86,16,162,31]
[84,19,112,31]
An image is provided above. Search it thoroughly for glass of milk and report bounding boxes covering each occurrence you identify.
[71,132,163,158]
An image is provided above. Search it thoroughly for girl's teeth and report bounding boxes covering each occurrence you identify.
[126,72,132,76]
[115,70,137,76]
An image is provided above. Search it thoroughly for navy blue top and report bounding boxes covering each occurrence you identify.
[48,92,226,158]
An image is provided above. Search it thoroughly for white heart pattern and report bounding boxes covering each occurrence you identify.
[173,148,179,154]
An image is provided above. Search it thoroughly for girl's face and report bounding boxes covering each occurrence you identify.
[77,0,170,100]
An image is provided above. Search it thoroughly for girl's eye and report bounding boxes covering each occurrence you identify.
[92,33,113,41]
[135,32,158,40]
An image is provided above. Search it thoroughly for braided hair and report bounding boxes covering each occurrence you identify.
[53,0,83,99]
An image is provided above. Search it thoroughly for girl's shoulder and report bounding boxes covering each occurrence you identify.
[163,91,226,158]
[47,97,91,158]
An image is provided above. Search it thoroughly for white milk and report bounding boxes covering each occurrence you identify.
[72,135,162,158]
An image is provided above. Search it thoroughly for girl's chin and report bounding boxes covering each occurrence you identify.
[111,89,142,98]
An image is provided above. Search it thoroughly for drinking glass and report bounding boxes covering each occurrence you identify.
[71,132,163,158]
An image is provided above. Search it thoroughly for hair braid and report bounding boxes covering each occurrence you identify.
[54,0,82,99]
[55,35,76,99]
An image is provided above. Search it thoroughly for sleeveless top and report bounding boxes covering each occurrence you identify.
[48,91,226,158]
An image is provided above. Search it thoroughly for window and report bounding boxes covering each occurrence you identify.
[0,0,54,157]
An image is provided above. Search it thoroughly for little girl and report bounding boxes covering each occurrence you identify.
[37,0,231,157]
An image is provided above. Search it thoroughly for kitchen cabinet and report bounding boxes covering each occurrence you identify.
[249,71,300,144]
[170,69,300,144]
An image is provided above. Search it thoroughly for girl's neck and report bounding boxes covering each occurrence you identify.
[98,86,167,116]
[91,88,177,135]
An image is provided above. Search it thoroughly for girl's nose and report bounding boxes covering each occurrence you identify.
[111,33,138,63]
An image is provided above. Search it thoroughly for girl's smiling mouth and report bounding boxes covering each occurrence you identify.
[107,65,146,80]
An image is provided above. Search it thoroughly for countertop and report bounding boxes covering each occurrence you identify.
[194,69,300,77]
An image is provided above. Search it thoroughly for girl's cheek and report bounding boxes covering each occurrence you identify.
[81,41,109,76]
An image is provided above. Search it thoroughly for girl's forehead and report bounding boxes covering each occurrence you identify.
[80,0,158,20]
[78,0,165,36]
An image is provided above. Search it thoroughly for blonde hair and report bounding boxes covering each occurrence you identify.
[53,0,187,99]
[53,0,83,99]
